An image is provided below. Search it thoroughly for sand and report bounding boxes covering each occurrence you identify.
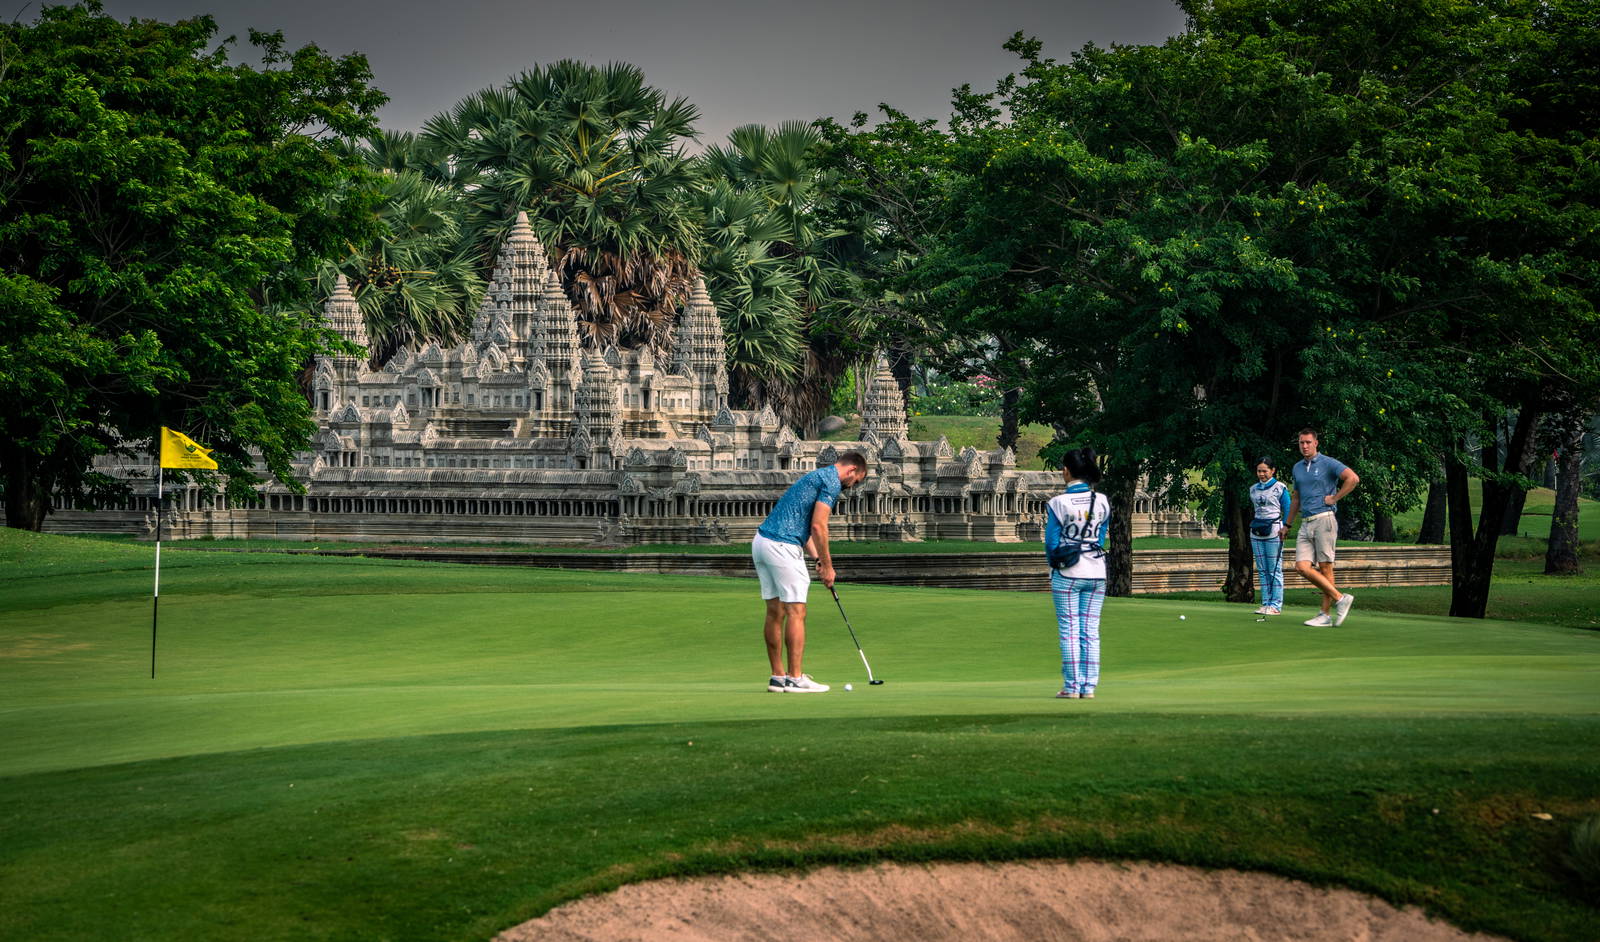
[496,859,1503,941]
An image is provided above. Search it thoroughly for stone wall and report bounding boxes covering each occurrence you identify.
[248,544,1451,594]
[40,480,1212,546]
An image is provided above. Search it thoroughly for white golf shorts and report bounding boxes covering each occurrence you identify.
[1296,511,1338,564]
[752,533,810,603]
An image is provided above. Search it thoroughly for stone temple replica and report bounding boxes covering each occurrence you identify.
[47,212,1203,545]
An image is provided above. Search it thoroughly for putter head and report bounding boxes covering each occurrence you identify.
[869,679,885,685]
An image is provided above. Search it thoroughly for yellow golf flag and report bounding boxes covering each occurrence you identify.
[159,427,218,469]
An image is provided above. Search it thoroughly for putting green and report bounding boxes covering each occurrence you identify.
[3,538,1595,777]
[3,532,1597,942]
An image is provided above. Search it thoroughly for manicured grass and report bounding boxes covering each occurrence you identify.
[2,529,1597,941]
[1153,558,1600,632]
[824,413,1055,469]
[1389,485,1600,543]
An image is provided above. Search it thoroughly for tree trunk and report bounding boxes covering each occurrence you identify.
[1450,409,1539,618]
[1444,444,1476,604]
[1373,510,1395,543]
[1104,470,1137,598]
[994,333,1022,453]
[1494,411,1538,535]
[1417,478,1447,544]
[1222,479,1255,602]
[998,385,1020,453]
[888,342,915,399]
[1545,410,1586,574]
[2,444,54,531]
[1335,500,1373,541]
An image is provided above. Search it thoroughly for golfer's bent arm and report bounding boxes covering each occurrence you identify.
[1329,468,1359,504]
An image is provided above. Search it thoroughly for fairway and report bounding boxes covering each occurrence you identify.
[3,531,1598,941]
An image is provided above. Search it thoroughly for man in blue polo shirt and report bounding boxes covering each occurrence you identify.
[1285,428,1360,627]
[752,452,869,693]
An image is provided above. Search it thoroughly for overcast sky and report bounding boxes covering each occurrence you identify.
[86,0,1189,143]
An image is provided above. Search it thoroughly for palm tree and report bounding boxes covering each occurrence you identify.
[421,61,703,354]
[696,121,868,433]
[694,180,806,384]
[319,133,484,365]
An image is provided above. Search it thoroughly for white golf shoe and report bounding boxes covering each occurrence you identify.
[1333,593,1356,626]
[784,674,830,693]
[1303,612,1334,627]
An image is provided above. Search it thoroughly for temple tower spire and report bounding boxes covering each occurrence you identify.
[500,211,547,346]
[324,274,368,354]
[574,350,621,463]
[860,352,908,441]
[310,274,368,416]
[535,267,580,436]
[678,276,727,419]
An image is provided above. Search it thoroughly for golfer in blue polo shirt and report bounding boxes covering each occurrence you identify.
[752,453,869,693]
[1284,428,1360,626]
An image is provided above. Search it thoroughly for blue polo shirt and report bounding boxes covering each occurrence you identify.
[1291,453,1350,518]
[757,465,842,545]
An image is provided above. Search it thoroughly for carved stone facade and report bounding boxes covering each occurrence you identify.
[41,211,1210,545]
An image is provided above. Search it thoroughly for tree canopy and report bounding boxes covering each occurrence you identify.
[881,0,1599,608]
[0,2,386,529]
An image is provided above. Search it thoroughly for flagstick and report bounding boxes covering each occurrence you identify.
[152,463,162,679]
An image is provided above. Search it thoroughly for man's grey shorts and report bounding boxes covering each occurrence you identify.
[1296,511,1338,564]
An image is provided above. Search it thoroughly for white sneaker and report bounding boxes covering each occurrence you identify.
[767,675,788,693]
[1304,613,1334,627]
[1253,606,1271,615]
[1262,607,1281,616]
[784,674,830,693]
[1333,593,1355,626]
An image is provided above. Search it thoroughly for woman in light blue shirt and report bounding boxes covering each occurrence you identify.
[1248,456,1292,616]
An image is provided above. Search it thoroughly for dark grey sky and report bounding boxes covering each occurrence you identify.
[90,0,1188,143]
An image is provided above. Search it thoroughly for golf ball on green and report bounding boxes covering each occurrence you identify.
[844,683,853,691]
[1179,615,1187,620]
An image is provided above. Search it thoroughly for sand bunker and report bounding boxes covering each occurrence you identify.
[498,860,1503,941]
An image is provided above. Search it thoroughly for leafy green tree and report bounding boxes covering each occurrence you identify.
[814,106,1022,444]
[911,31,1360,595]
[1183,0,1600,616]
[0,2,385,530]
[420,61,701,353]
[911,0,1599,608]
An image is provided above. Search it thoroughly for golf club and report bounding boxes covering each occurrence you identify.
[828,584,884,684]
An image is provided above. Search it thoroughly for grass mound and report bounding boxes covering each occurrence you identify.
[822,414,1055,469]
[2,529,1597,941]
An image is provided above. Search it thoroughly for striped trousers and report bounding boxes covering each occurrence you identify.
[1251,536,1284,610]
[1051,573,1105,694]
